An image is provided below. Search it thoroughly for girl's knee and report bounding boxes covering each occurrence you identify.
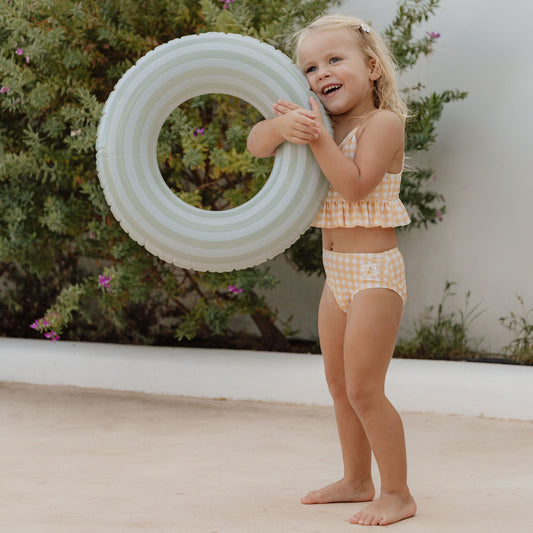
[345,382,382,416]
[326,376,349,403]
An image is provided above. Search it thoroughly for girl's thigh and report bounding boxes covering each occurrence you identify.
[318,282,348,387]
[343,288,404,392]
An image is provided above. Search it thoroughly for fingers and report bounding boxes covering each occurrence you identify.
[269,99,322,143]
[309,96,325,128]
[283,125,319,143]
[272,99,316,119]
[272,102,289,117]
[272,99,300,114]
[309,95,320,113]
[280,112,319,144]
[285,130,319,144]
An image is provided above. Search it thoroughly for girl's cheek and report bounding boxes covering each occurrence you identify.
[308,77,319,91]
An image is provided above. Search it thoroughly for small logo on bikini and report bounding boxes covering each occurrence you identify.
[363,262,379,280]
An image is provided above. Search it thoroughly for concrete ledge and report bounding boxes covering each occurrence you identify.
[1,337,532,420]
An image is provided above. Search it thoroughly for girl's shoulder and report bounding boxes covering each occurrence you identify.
[355,110,405,155]
[339,111,403,147]
[357,110,403,139]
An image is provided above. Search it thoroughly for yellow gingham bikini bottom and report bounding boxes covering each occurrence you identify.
[323,247,407,313]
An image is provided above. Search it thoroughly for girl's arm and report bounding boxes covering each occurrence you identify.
[247,107,319,158]
[305,98,404,203]
[249,97,404,203]
[272,98,404,203]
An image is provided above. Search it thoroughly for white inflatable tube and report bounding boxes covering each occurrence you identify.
[96,33,330,272]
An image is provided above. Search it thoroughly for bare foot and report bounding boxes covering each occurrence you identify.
[349,492,416,526]
[301,478,375,505]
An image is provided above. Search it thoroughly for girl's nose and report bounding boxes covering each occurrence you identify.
[318,68,330,80]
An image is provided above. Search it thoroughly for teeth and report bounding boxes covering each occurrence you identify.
[323,85,341,95]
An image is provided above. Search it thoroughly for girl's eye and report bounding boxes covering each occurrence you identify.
[305,66,317,74]
[330,57,340,64]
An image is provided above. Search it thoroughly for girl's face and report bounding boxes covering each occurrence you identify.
[298,28,380,121]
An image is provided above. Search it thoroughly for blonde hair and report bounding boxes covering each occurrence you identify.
[292,14,408,124]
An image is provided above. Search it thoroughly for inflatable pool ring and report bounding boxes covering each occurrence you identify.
[96,32,331,272]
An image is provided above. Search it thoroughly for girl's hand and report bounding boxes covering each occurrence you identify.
[308,95,326,131]
[274,96,327,129]
[247,97,324,157]
[273,97,324,128]
[272,99,302,117]
[271,99,320,144]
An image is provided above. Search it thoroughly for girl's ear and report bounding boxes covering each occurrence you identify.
[369,58,382,81]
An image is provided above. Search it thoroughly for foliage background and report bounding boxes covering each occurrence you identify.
[0,0,465,352]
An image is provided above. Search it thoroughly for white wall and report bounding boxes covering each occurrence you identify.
[263,0,533,354]
[3,338,533,419]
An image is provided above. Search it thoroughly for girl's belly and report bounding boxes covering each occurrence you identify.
[321,226,398,253]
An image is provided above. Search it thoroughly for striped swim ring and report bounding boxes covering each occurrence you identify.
[96,32,330,272]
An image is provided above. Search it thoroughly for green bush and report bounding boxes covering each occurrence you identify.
[0,0,465,349]
[499,296,533,364]
[395,281,484,360]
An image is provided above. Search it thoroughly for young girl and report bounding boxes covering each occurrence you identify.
[247,14,416,527]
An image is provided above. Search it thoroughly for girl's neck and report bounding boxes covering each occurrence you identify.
[331,105,379,142]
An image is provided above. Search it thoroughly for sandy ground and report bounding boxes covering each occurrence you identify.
[1,382,532,533]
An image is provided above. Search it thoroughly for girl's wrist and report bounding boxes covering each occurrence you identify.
[310,124,329,146]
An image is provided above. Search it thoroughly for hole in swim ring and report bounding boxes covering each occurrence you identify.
[158,94,274,211]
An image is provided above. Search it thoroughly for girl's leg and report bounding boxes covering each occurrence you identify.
[301,283,375,504]
[342,288,416,526]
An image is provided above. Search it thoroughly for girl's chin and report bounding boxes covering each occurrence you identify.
[320,102,340,115]
[320,98,347,115]
[325,106,348,117]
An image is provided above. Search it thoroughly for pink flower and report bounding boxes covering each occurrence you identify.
[44,331,60,342]
[0,86,11,93]
[426,31,441,39]
[30,320,40,330]
[228,285,243,294]
[436,209,443,221]
[98,274,112,292]
[194,127,205,137]
[218,0,235,9]
[15,47,24,55]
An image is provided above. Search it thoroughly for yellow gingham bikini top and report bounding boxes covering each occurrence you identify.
[312,127,411,229]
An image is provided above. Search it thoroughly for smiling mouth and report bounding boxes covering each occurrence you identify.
[322,84,342,95]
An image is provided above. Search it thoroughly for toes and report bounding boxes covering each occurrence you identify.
[349,512,360,524]
[350,512,369,525]
[350,511,384,526]
[301,491,319,505]
[370,515,383,526]
[364,514,376,526]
